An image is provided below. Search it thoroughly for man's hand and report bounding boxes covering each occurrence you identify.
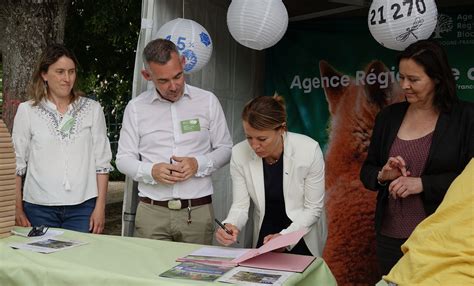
[171,156,198,181]
[151,162,183,184]
[151,157,197,184]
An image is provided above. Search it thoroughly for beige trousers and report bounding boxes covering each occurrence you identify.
[134,201,215,245]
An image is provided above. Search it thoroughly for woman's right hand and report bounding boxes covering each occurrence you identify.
[378,156,410,183]
[15,207,31,227]
[215,223,239,246]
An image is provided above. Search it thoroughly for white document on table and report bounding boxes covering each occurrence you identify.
[189,246,249,259]
[9,237,87,254]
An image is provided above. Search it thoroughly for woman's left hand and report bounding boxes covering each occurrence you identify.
[89,206,105,234]
[388,176,423,199]
[263,233,285,252]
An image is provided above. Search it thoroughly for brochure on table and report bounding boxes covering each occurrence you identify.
[177,228,315,272]
[159,262,233,282]
[9,237,87,254]
[217,266,293,286]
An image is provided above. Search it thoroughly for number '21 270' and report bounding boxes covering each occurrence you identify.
[370,0,427,25]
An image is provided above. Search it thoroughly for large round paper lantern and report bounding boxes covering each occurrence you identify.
[368,0,438,51]
[154,18,213,73]
[227,0,288,50]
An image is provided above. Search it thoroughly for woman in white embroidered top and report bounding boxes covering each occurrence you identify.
[215,95,327,256]
[12,44,113,233]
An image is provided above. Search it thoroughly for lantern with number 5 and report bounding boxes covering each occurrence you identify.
[154,18,213,74]
[368,0,438,51]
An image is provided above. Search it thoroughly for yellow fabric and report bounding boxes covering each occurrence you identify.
[384,159,474,285]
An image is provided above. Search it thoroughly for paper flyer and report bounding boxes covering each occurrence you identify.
[9,237,87,254]
[217,266,293,285]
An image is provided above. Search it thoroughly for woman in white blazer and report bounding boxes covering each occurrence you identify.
[215,96,327,256]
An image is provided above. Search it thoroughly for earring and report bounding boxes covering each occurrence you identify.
[43,81,48,95]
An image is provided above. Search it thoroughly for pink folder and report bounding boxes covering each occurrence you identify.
[178,228,315,272]
[232,228,308,264]
[239,252,316,273]
[231,228,314,272]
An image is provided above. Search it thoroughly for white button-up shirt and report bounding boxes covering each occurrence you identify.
[12,97,113,205]
[116,84,232,200]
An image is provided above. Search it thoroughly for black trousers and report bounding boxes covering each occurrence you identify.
[284,238,311,256]
[376,233,407,275]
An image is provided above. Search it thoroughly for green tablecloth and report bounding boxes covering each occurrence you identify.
[0,228,336,285]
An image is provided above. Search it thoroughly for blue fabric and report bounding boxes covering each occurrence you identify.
[24,198,96,233]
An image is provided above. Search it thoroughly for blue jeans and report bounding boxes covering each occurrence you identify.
[23,198,97,233]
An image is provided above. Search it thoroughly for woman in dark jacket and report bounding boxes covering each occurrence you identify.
[360,39,474,275]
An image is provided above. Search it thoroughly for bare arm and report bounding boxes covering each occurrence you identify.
[15,175,31,227]
[89,174,108,234]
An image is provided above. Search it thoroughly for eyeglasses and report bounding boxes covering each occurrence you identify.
[27,225,49,237]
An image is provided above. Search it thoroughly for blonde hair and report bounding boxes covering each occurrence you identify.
[242,94,287,130]
[28,44,82,106]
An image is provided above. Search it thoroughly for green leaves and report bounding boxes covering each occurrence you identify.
[65,0,141,179]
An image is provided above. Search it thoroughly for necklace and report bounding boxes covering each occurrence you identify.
[265,153,283,165]
[266,158,279,165]
[265,138,284,165]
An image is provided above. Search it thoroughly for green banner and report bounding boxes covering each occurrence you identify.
[265,10,474,149]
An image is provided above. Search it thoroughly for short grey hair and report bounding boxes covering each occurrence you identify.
[142,38,179,69]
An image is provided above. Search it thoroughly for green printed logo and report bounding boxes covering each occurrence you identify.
[180,119,200,133]
[58,115,75,135]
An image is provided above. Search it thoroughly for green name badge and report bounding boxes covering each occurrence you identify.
[180,119,200,134]
[58,114,75,135]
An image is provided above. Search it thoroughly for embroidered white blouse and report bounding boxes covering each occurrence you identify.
[12,97,113,206]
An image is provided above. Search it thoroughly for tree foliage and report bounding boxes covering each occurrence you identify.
[0,0,69,129]
[65,0,140,140]
[65,0,141,179]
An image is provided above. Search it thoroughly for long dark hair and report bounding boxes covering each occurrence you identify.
[397,39,458,112]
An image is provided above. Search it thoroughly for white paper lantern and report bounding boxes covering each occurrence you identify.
[368,0,438,51]
[227,0,288,50]
[154,18,213,73]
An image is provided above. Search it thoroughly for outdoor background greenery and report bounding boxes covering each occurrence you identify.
[65,0,141,180]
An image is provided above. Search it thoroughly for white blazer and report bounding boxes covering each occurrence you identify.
[223,132,327,256]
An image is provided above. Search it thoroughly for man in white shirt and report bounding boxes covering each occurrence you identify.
[116,39,232,244]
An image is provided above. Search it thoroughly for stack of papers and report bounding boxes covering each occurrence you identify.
[0,123,16,239]
[177,228,315,272]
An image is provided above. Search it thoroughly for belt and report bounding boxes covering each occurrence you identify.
[139,195,212,210]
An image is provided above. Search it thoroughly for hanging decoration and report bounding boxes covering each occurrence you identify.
[154,18,213,73]
[227,0,288,51]
[368,0,438,51]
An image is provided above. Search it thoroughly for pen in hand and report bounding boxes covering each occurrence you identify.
[169,157,173,175]
[214,218,239,244]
